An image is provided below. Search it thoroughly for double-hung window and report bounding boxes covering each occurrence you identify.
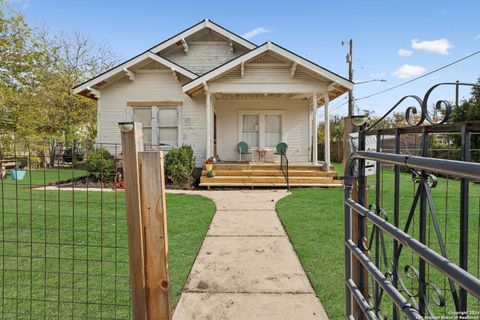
[264,114,282,148]
[131,106,180,148]
[240,112,284,149]
[242,114,260,148]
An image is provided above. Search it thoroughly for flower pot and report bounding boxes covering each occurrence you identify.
[10,170,26,180]
[206,170,216,178]
[205,164,213,171]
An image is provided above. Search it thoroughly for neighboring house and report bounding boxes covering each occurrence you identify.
[73,19,352,187]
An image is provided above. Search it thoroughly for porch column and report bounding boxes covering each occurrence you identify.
[206,92,213,158]
[312,93,318,165]
[324,93,331,168]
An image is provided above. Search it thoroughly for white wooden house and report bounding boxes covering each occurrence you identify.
[73,19,353,187]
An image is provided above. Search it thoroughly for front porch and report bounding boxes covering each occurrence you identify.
[199,162,341,188]
[183,46,352,188]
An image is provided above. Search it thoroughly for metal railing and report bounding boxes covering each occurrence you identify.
[344,82,480,319]
[280,152,290,191]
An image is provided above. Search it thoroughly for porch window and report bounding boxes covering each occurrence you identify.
[242,114,259,148]
[265,115,282,148]
[239,112,284,149]
[131,107,179,147]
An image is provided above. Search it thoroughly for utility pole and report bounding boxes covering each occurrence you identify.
[343,39,354,166]
[347,39,354,116]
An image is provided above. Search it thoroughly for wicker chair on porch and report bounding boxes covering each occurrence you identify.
[237,142,252,162]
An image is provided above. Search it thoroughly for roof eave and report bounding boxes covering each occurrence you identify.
[182,42,353,94]
[72,52,197,96]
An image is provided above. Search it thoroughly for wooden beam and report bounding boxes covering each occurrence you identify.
[324,93,331,167]
[290,61,298,78]
[123,68,135,81]
[240,61,245,78]
[206,92,212,158]
[171,68,178,82]
[120,122,147,319]
[312,93,318,165]
[138,151,170,320]
[327,82,337,91]
[127,101,183,107]
[181,38,188,54]
[86,87,100,99]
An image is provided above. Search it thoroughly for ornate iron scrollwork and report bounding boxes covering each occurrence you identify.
[366,170,456,318]
[367,82,478,131]
[395,264,447,317]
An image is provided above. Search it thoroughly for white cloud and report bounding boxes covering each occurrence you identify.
[475,34,480,40]
[398,49,413,57]
[392,64,427,79]
[242,27,271,40]
[411,38,453,55]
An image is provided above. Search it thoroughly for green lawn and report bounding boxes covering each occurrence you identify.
[277,163,480,319]
[0,169,215,319]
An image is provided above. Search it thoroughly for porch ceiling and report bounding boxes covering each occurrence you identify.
[213,92,309,100]
[212,91,343,108]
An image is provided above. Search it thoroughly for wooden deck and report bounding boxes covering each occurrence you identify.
[199,162,342,188]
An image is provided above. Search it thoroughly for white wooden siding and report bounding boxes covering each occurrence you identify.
[215,99,311,162]
[209,64,329,94]
[96,71,207,166]
[163,41,248,75]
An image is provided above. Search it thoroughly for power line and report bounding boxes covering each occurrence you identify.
[355,49,480,101]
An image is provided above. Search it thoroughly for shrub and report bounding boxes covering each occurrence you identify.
[62,147,84,163]
[85,148,116,182]
[164,145,195,188]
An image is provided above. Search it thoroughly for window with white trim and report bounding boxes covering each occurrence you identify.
[131,107,180,147]
[265,114,282,148]
[239,112,284,149]
[242,114,259,148]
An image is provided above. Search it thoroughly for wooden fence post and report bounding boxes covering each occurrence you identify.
[120,122,170,320]
[120,122,148,319]
[138,151,171,319]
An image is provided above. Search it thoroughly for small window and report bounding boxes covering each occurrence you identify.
[265,115,282,148]
[242,114,259,148]
[132,108,152,145]
[157,108,178,147]
[131,106,179,147]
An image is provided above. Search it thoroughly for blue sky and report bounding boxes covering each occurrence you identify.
[9,0,480,118]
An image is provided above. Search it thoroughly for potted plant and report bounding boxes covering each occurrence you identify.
[204,157,215,172]
[206,169,216,177]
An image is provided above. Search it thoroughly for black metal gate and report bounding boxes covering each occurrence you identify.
[344,83,480,319]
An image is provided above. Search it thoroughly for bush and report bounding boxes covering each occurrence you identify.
[85,148,116,182]
[165,145,195,188]
[62,147,84,163]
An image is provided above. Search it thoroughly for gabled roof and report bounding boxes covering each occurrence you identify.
[150,19,257,53]
[73,19,257,97]
[182,41,353,95]
[73,52,197,97]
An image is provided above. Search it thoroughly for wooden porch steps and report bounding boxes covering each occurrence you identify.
[199,163,342,188]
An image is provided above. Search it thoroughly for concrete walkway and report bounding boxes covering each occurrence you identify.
[171,190,329,320]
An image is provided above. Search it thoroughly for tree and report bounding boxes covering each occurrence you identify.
[449,78,480,161]
[0,3,118,165]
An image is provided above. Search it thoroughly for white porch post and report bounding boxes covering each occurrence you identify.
[206,92,212,158]
[312,93,318,165]
[324,93,331,168]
